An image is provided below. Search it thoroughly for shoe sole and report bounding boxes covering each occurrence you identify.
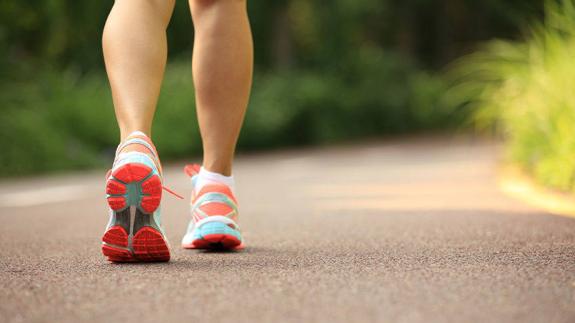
[182,221,243,250]
[106,163,162,213]
[102,162,170,262]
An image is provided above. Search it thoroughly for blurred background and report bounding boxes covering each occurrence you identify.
[1,0,573,193]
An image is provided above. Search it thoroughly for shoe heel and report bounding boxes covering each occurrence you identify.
[106,162,162,213]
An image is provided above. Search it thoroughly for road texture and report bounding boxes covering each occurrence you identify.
[1,137,574,323]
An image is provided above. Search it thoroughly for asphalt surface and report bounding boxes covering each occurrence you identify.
[1,137,574,323]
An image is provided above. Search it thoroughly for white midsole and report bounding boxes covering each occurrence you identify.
[181,216,239,245]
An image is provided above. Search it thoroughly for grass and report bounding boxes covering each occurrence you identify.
[446,0,575,193]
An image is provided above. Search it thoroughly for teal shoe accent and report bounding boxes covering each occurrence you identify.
[193,221,242,241]
[125,182,143,206]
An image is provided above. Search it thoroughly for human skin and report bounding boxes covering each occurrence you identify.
[103,0,253,176]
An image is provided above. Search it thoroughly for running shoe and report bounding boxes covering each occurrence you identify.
[181,164,243,250]
[102,133,171,262]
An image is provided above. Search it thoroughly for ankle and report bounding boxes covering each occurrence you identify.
[201,160,233,177]
[195,166,235,193]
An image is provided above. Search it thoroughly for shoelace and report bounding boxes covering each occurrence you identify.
[163,186,184,200]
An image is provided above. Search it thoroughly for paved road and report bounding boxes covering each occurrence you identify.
[1,137,574,323]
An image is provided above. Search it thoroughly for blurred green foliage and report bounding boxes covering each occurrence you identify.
[0,53,451,176]
[447,0,575,193]
[0,0,544,176]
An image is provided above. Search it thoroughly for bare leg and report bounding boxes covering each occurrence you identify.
[190,0,254,176]
[103,0,175,141]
